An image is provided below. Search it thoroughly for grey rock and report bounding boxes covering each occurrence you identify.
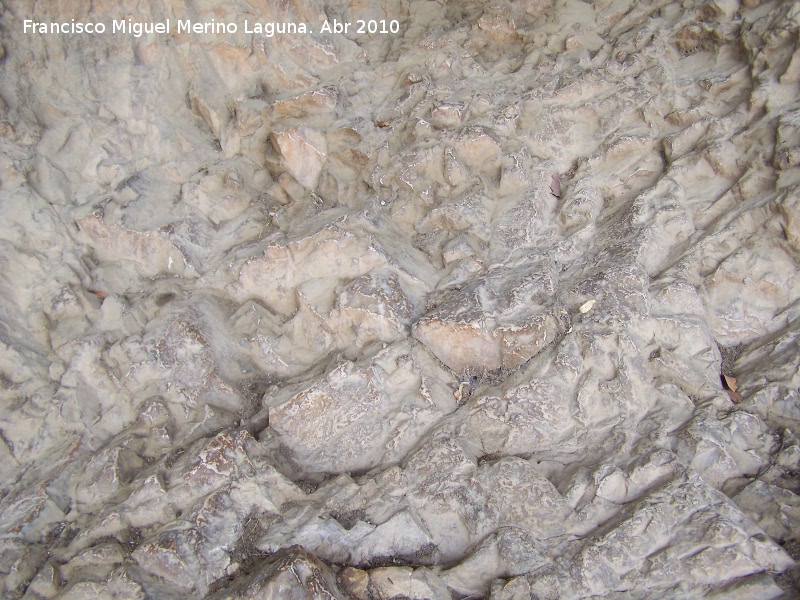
[2,0,800,598]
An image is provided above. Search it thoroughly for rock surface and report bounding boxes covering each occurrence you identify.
[1,0,800,598]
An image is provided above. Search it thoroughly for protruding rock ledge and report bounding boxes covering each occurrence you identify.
[412,279,566,373]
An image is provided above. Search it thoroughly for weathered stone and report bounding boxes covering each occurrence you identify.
[413,278,565,373]
[452,127,502,179]
[340,566,369,599]
[180,170,253,226]
[0,484,65,543]
[365,566,451,600]
[74,447,145,512]
[480,458,574,538]
[464,378,579,455]
[401,438,492,561]
[3,0,800,598]
[430,102,468,128]
[76,214,193,278]
[702,240,800,345]
[735,480,800,543]
[58,541,126,583]
[270,126,327,190]
[268,341,456,474]
[416,191,493,241]
[577,467,795,596]
[676,409,779,494]
[208,546,347,600]
[442,528,548,597]
[230,225,386,317]
[271,87,339,120]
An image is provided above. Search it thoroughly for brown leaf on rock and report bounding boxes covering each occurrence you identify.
[726,389,744,403]
[721,373,743,402]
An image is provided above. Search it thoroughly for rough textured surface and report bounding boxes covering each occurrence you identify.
[1,0,800,598]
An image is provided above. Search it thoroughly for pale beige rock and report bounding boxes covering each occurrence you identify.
[735,480,800,543]
[416,192,493,241]
[442,236,476,265]
[346,510,437,566]
[557,177,602,231]
[2,0,800,597]
[180,170,252,225]
[412,278,565,373]
[268,341,456,474]
[76,214,192,278]
[778,190,800,250]
[25,563,59,598]
[441,528,547,597]
[464,378,580,456]
[57,574,146,600]
[676,409,779,494]
[270,126,327,190]
[340,567,370,599]
[399,438,492,561]
[335,271,414,350]
[189,91,224,139]
[271,87,339,120]
[703,240,800,345]
[0,485,65,543]
[367,566,451,600]
[452,127,502,179]
[443,146,468,186]
[430,102,468,128]
[58,541,126,583]
[481,458,574,538]
[208,546,347,599]
[132,531,198,592]
[230,226,385,317]
[499,151,530,196]
[74,447,144,512]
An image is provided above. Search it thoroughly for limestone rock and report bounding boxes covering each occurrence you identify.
[452,126,502,180]
[577,467,796,596]
[355,566,451,600]
[703,240,800,345]
[412,275,565,374]
[2,0,800,598]
[270,126,327,190]
[230,225,386,317]
[441,528,548,597]
[480,458,574,538]
[271,87,340,121]
[74,447,145,512]
[208,546,347,600]
[268,341,457,474]
[76,214,193,279]
[735,480,800,544]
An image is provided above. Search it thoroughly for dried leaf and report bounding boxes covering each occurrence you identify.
[721,373,742,402]
[376,120,390,128]
[726,389,743,403]
[89,289,107,298]
[550,172,561,198]
[722,374,737,391]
